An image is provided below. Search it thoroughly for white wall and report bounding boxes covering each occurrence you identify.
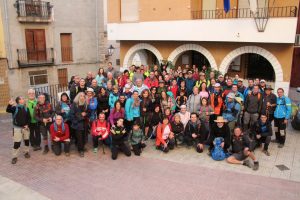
[108,18,297,44]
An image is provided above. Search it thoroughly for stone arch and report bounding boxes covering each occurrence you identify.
[167,44,218,70]
[122,43,163,70]
[219,46,283,82]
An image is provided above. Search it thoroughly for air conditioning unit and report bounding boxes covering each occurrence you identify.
[295,34,300,46]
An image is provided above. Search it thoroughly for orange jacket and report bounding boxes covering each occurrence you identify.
[156,123,172,146]
[210,93,223,115]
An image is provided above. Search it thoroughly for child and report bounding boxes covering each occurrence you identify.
[175,90,187,112]
[6,97,31,164]
[156,117,175,153]
[129,122,146,156]
[111,118,131,160]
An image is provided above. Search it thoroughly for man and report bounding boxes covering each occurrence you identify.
[85,72,94,87]
[227,127,259,170]
[243,85,262,131]
[261,85,277,122]
[187,86,201,113]
[222,78,233,99]
[243,79,255,97]
[70,78,87,102]
[69,75,80,89]
[237,79,246,94]
[222,93,241,134]
[157,80,167,97]
[274,88,292,148]
[133,79,149,96]
[144,71,158,88]
[27,89,41,151]
[230,84,244,101]
[6,97,31,164]
[207,116,231,153]
[195,72,210,88]
[259,79,267,93]
[185,70,195,96]
[184,113,208,153]
[251,114,272,156]
[217,74,226,88]
[90,79,100,95]
[50,115,70,156]
[132,66,144,83]
[35,94,55,154]
[210,83,223,124]
[106,62,116,78]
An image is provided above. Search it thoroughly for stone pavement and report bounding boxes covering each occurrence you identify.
[0,113,299,200]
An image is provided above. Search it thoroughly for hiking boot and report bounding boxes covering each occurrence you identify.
[65,153,70,157]
[34,146,42,151]
[271,139,278,143]
[79,151,84,157]
[11,158,17,164]
[242,160,251,168]
[253,161,259,171]
[263,150,270,156]
[43,145,49,155]
[278,144,284,148]
[93,148,98,153]
[24,152,30,159]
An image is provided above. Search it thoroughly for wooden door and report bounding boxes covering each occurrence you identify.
[60,33,73,62]
[57,68,68,86]
[25,29,46,61]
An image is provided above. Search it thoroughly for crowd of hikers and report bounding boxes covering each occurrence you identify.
[7,62,292,171]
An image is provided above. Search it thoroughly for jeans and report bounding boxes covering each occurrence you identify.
[29,123,41,147]
[111,142,131,160]
[132,143,146,156]
[274,118,287,145]
[52,141,70,155]
[75,130,86,152]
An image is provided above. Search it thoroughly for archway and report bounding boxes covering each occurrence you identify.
[122,43,163,70]
[168,44,217,70]
[219,46,288,92]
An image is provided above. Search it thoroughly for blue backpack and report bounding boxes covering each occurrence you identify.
[211,137,227,161]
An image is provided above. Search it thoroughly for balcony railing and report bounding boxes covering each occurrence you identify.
[17,48,54,67]
[15,0,53,23]
[192,6,298,19]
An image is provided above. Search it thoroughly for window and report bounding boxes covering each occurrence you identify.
[116,59,120,66]
[29,70,48,86]
[60,33,73,62]
[25,29,46,61]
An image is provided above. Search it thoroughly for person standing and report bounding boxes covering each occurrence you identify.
[261,85,277,123]
[27,89,41,151]
[187,86,201,113]
[274,88,292,148]
[6,97,31,164]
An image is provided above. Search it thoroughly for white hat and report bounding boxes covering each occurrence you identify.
[227,93,235,99]
[125,84,131,89]
[214,83,221,87]
[86,88,94,93]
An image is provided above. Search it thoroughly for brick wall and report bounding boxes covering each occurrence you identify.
[0,59,10,110]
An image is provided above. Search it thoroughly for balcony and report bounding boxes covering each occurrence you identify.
[14,0,53,23]
[17,48,54,67]
[191,6,297,20]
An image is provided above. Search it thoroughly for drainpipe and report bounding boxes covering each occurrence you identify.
[95,0,100,65]
[3,0,13,69]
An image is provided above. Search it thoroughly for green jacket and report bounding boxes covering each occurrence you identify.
[129,129,144,145]
[27,99,38,123]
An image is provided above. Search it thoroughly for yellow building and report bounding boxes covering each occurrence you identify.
[0,8,10,109]
[107,0,299,93]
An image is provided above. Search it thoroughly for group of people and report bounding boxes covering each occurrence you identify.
[7,62,292,171]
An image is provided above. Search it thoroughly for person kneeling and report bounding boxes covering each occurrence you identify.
[129,122,146,156]
[111,118,131,160]
[156,117,175,153]
[50,115,70,156]
[227,127,259,171]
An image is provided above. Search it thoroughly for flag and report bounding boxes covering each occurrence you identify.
[224,0,230,13]
[249,0,258,14]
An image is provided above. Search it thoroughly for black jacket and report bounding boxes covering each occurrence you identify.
[231,134,251,153]
[6,105,30,127]
[170,121,184,136]
[208,123,231,148]
[111,126,127,145]
[251,120,273,137]
[69,103,87,131]
[184,120,208,144]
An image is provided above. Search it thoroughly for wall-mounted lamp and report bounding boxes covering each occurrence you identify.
[105,45,115,59]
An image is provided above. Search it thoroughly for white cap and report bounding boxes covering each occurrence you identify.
[125,84,131,89]
[214,83,221,87]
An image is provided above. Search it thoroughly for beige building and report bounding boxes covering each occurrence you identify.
[0,0,120,99]
[107,0,299,93]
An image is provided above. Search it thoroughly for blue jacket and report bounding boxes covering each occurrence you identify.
[185,78,195,95]
[109,93,119,109]
[274,96,292,119]
[222,100,241,122]
[125,97,140,121]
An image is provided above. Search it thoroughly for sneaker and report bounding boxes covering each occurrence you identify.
[65,153,70,157]
[80,151,84,157]
[93,148,98,153]
[263,150,270,156]
[43,145,49,154]
[253,161,259,171]
[278,144,284,148]
[24,152,30,159]
[11,158,17,164]
[34,146,42,151]
[243,160,251,168]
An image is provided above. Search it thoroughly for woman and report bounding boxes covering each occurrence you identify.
[86,88,98,122]
[208,78,216,93]
[160,91,174,114]
[108,101,125,126]
[156,117,175,153]
[97,87,110,118]
[170,114,184,146]
[163,107,174,122]
[149,105,163,138]
[55,92,71,122]
[109,85,119,109]
[69,92,88,157]
[95,68,106,87]
[119,70,129,88]
[125,91,141,132]
[199,97,214,131]
[199,82,209,99]
[177,80,187,96]
[187,86,201,113]
[150,87,160,105]
[140,89,153,137]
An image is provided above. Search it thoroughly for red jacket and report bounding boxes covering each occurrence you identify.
[91,120,110,139]
[50,123,70,141]
[168,85,178,99]
[144,77,158,88]
[119,75,129,88]
[156,123,172,146]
